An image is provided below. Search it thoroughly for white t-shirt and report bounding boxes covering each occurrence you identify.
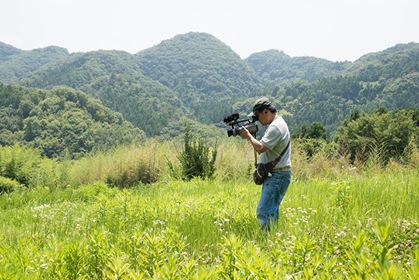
[259,115,291,168]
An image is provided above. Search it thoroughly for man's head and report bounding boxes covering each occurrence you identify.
[251,97,277,125]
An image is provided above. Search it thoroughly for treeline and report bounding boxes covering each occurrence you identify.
[293,108,418,167]
[0,84,144,158]
[334,108,419,165]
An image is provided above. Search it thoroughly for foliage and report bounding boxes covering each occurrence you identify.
[0,145,68,188]
[176,129,217,181]
[293,122,327,140]
[334,108,419,164]
[0,176,21,194]
[292,122,328,158]
[82,73,188,137]
[0,84,144,158]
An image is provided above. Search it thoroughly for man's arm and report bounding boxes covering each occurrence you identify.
[240,127,266,154]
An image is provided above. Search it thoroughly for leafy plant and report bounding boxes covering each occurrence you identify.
[177,129,217,181]
[0,176,21,194]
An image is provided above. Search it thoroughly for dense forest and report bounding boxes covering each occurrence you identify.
[0,32,418,157]
[0,42,69,82]
[0,84,144,158]
[135,33,262,122]
[19,50,190,136]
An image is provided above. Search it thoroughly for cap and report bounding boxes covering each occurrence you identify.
[249,97,272,119]
[253,97,272,112]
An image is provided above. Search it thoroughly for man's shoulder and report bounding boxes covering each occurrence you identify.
[271,116,288,128]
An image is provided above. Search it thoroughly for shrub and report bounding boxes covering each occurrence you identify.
[0,144,66,188]
[176,129,217,181]
[105,150,160,188]
[0,176,21,194]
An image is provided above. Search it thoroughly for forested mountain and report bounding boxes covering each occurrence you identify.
[21,50,190,136]
[0,35,417,141]
[0,42,20,61]
[348,42,419,81]
[22,50,139,88]
[135,32,263,122]
[245,49,351,86]
[289,44,417,133]
[82,73,189,136]
[0,84,144,158]
[0,43,69,82]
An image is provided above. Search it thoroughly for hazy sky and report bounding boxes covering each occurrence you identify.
[1,0,418,61]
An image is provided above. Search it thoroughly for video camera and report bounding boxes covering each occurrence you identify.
[223,113,258,137]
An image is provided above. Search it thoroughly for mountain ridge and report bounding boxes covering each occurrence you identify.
[0,33,417,139]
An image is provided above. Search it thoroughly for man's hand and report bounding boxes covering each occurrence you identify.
[241,126,266,153]
[240,126,252,139]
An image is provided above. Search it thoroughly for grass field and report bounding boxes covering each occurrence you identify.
[0,166,418,279]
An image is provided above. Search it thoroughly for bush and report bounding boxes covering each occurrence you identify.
[106,161,160,187]
[0,144,67,188]
[296,138,328,158]
[175,129,217,181]
[0,176,21,194]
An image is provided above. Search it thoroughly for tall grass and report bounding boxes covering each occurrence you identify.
[68,140,175,186]
[0,169,417,278]
[1,138,417,189]
[68,138,364,185]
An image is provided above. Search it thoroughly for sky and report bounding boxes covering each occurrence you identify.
[1,0,418,62]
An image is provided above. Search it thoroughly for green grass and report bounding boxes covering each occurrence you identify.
[0,169,418,279]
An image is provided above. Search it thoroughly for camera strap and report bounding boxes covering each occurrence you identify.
[271,140,290,167]
[255,140,290,168]
[254,149,258,167]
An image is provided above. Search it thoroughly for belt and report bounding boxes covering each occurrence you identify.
[272,166,291,172]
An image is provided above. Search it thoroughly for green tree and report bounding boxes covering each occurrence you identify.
[334,109,418,164]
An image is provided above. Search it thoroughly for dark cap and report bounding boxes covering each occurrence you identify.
[252,97,272,113]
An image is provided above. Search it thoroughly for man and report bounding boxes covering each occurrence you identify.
[240,97,291,231]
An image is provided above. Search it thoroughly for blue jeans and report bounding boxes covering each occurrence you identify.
[256,171,291,231]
